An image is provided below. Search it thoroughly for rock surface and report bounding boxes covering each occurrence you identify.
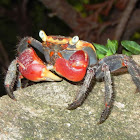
[0,56,140,140]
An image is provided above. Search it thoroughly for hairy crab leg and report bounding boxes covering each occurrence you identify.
[17,37,44,54]
[96,54,140,124]
[4,59,17,100]
[126,58,140,91]
[67,66,96,110]
[98,63,114,124]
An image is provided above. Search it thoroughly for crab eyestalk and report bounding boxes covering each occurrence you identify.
[39,30,48,42]
[69,36,79,45]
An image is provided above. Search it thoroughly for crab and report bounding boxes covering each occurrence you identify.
[4,30,140,124]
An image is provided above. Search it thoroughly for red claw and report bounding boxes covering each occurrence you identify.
[18,48,47,81]
[55,50,89,82]
[18,48,61,82]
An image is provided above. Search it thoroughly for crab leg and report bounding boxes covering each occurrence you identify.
[67,66,96,110]
[17,37,44,54]
[98,63,114,124]
[96,54,140,124]
[4,59,17,100]
[127,58,140,91]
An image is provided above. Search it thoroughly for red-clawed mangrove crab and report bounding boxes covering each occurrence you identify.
[4,30,140,124]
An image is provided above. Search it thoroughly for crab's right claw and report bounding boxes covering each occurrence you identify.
[18,47,62,82]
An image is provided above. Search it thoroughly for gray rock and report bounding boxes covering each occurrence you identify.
[0,56,140,140]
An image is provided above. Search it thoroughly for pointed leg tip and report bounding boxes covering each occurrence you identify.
[67,104,75,110]
[97,119,106,125]
[97,122,101,125]
[67,102,78,110]
[8,94,17,101]
[67,99,84,110]
[98,106,112,124]
[13,98,17,101]
[10,96,17,101]
[135,88,140,94]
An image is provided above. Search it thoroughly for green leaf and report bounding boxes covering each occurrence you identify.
[121,41,140,55]
[96,50,106,59]
[93,43,108,55]
[122,49,133,56]
[106,50,113,56]
[106,39,118,54]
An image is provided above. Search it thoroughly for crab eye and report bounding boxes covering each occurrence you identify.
[39,30,44,39]
[72,36,79,44]
[39,30,47,41]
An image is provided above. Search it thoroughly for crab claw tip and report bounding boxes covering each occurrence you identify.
[41,68,62,81]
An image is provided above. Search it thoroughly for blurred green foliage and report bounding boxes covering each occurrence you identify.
[67,0,89,17]
[131,32,140,40]
[121,40,140,55]
[0,0,11,6]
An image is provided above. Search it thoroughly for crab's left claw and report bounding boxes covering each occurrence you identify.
[55,50,89,82]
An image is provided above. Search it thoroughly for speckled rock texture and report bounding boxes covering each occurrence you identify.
[0,56,140,140]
